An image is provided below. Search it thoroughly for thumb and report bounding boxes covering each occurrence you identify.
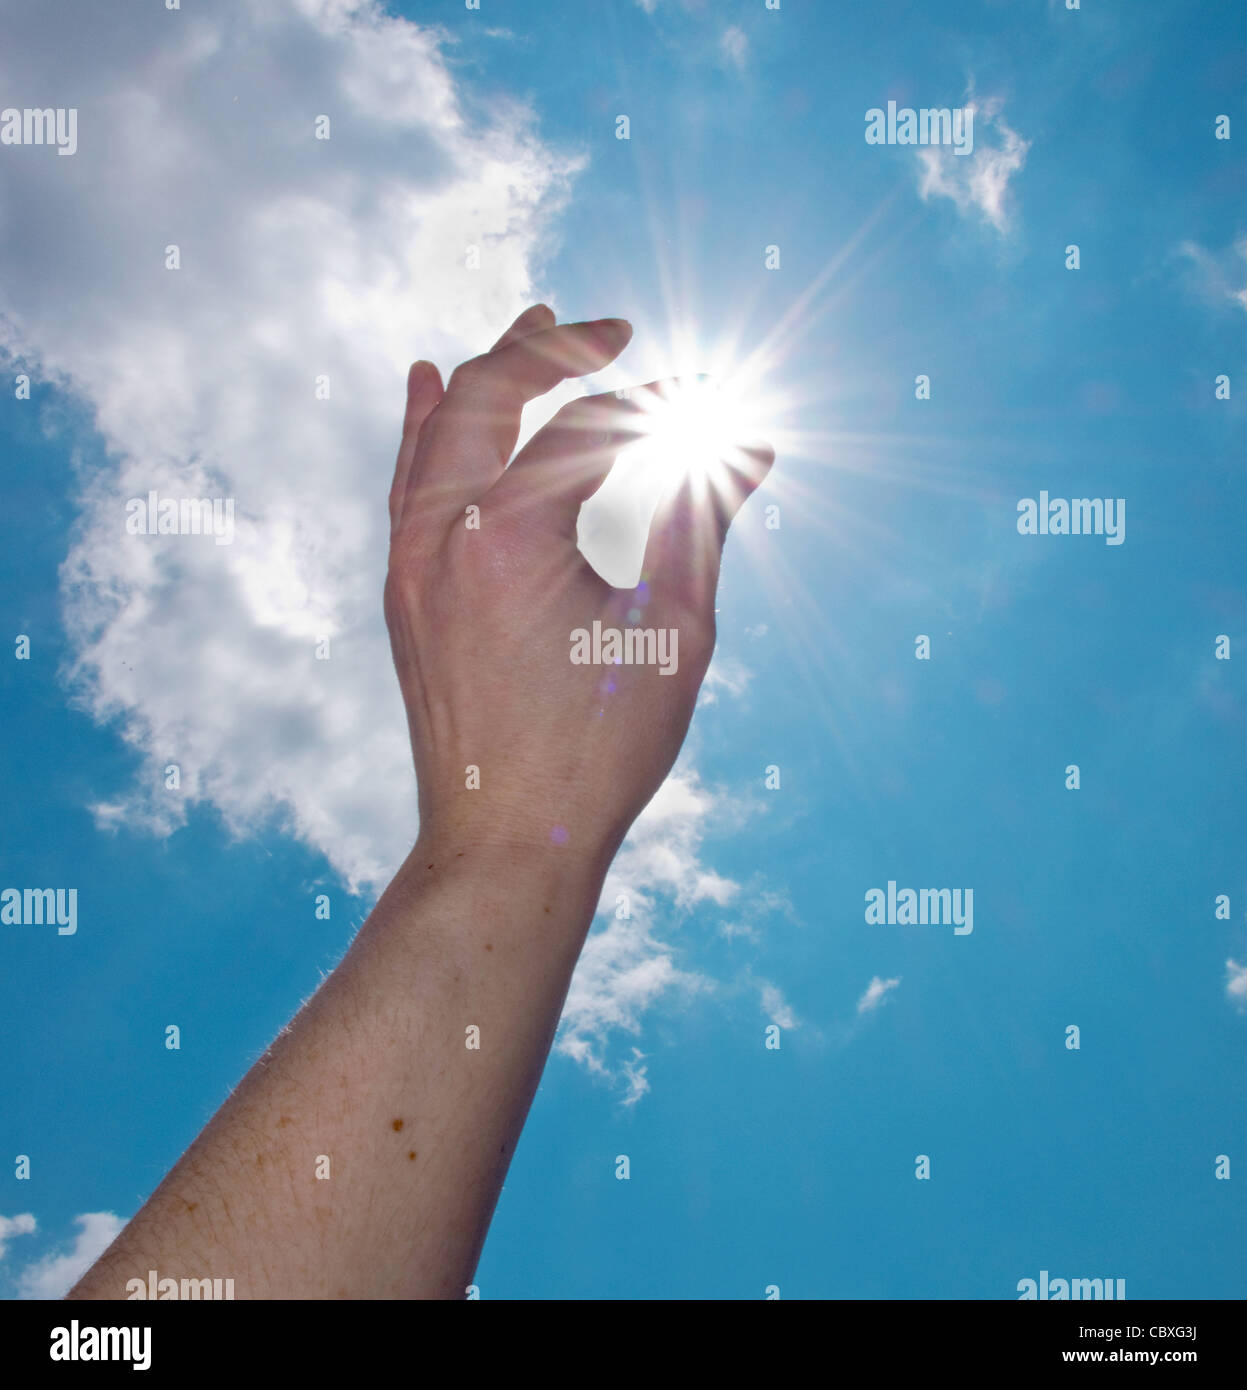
[640,441,774,620]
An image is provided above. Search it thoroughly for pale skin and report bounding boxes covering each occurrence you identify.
[68,304,773,1300]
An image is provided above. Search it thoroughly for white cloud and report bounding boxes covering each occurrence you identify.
[721,883,795,944]
[1227,959,1247,1010]
[720,26,748,71]
[601,769,740,916]
[0,0,583,895]
[1177,237,1247,315]
[856,975,901,1015]
[620,1048,651,1106]
[698,654,752,706]
[0,0,780,1098]
[554,770,802,1099]
[916,93,1030,234]
[0,1213,36,1261]
[553,768,739,1091]
[760,980,798,1029]
[15,1212,126,1299]
[557,915,708,1079]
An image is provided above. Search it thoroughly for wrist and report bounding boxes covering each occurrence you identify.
[380,824,613,959]
[411,802,620,892]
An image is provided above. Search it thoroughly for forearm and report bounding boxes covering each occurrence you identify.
[64,304,766,1301]
[68,836,606,1300]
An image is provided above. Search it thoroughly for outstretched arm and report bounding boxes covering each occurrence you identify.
[68,304,772,1300]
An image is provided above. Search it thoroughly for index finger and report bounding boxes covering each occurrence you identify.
[408,318,633,503]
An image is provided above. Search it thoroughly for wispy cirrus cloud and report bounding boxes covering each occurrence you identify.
[1176,237,1247,315]
[698,653,753,707]
[856,975,901,1015]
[760,979,799,1029]
[917,91,1030,234]
[720,26,748,71]
[1227,959,1247,1011]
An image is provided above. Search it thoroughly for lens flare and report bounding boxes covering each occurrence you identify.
[576,343,788,587]
[637,376,750,475]
[616,372,774,510]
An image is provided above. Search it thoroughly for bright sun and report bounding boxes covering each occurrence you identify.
[630,376,756,480]
[575,348,786,587]
[611,366,780,512]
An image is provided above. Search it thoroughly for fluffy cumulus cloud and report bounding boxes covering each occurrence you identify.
[14,1212,126,1299]
[916,92,1030,234]
[0,0,580,894]
[0,1213,37,1261]
[0,0,786,1097]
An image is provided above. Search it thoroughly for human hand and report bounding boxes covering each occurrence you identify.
[384,304,773,878]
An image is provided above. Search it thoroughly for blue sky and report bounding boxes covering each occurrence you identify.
[1,0,1244,1298]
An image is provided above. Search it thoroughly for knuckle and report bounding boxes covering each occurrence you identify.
[448,355,490,392]
[550,402,599,446]
[554,396,591,425]
[386,519,440,586]
[547,394,629,450]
